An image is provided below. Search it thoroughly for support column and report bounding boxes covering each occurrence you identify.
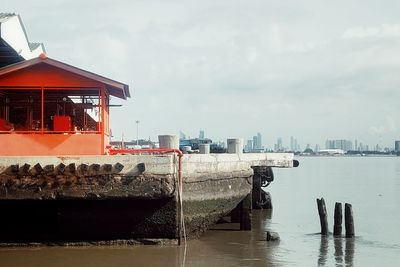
[41,86,44,133]
[317,198,329,235]
[345,203,355,238]
[100,87,105,154]
[333,202,343,236]
[239,193,252,231]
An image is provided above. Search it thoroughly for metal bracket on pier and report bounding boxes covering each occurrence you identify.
[252,166,274,209]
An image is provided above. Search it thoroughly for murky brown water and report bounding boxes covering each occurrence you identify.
[0,157,399,266]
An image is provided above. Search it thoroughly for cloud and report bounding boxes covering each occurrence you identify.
[342,24,400,39]
[369,116,398,136]
[3,0,400,147]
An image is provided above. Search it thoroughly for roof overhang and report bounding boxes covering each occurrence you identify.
[0,54,130,99]
[0,13,45,68]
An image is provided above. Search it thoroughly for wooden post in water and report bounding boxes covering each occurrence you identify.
[345,203,355,238]
[240,193,252,231]
[317,198,329,235]
[333,202,343,236]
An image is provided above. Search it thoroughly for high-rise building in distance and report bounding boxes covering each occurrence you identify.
[199,130,205,139]
[395,141,400,152]
[326,139,353,151]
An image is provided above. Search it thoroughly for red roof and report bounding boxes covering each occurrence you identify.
[0,54,130,99]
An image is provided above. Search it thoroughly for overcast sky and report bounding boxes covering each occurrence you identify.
[4,0,400,149]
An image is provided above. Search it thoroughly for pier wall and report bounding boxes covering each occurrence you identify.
[0,153,294,243]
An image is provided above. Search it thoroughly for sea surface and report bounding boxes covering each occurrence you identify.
[0,156,399,266]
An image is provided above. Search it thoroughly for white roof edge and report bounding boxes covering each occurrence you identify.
[0,13,45,60]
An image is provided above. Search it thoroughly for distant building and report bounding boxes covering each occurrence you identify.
[317,149,346,155]
[199,130,205,139]
[314,144,320,152]
[245,140,253,151]
[251,133,262,150]
[180,137,212,150]
[325,139,353,151]
[252,136,258,149]
[290,136,294,151]
[245,132,263,152]
[179,131,186,140]
[395,141,400,152]
[274,137,283,151]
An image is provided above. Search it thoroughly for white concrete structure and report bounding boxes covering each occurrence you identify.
[317,149,345,155]
[0,13,45,68]
[199,144,210,154]
[158,135,179,149]
[227,138,243,154]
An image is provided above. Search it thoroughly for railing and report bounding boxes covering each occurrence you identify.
[0,130,101,134]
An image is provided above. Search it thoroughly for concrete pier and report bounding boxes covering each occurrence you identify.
[0,152,295,243]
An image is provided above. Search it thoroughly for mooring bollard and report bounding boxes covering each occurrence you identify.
[345,203,355,238]
[333,202,343,236]
[317,198,329,235]
[227,138,243,154]
[198,144,210,154]
[158,135,179,149]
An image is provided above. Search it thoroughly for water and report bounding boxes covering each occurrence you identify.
[0,156,399,266]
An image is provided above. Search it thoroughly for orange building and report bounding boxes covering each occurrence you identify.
[0,54,130,156]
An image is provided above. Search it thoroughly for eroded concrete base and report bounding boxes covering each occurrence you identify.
[0,153,294,244]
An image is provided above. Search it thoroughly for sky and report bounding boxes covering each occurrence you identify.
[3,0,400,149]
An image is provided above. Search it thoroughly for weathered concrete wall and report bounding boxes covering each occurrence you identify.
[0,155,176,200]
[0,152,294,242]
[0,153,294,200]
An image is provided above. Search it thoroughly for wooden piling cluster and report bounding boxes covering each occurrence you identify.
[344,203,355,238]
[316,198,329,235]
[316,198,355,238]
[333,202,342,236]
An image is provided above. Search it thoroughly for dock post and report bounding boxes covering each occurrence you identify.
[317,198,329,235]
[199,144,210,154]
[158,135,179,149]
[227,138,243,154]
[239,193,252,231]
[333,202,342,236]
[252,167,262,209]
[344,203,355,238]
[230,206,240,223]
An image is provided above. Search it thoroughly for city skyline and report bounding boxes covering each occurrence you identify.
[119,129,397,152]
[5,1,400,148]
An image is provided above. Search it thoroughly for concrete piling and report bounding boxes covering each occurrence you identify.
[333,202,343,236]
[239,193,252,231]
[227,138,243,154]
[158,135,179,149]
[317,198,329,235]
[345,203,355,238]
[199,144,210,154]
